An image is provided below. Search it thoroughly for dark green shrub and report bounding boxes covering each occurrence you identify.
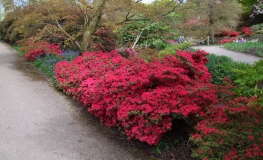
[152,39,166,50]
[206,54,249,85]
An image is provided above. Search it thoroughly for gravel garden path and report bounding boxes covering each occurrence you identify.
[0,41,139,160]
[191,45,262,64]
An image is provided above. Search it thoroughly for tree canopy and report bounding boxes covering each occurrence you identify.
[0,0,186,51]
[182,0,242,43]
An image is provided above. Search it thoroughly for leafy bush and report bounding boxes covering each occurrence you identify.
[206,54,249,85]
[158,42,193,57]
[252,23,263,32]
[190,95,263,160]
[91,25,118,52]
[138,48,159,62]
[219,30,239,37]
[22,41,63,61]
[117,20,179,49]
[229,31,239,37]
[54,49,218,145]
[217,37,237,44]
[234,60,263,97]
[152,39,166,50]
[242,27,252,35]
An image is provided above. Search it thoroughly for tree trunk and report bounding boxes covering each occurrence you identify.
[210,26,215,44]
[81,0,106,52]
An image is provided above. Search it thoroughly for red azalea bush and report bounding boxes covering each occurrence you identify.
[219,30,239,37]
[190,81,263,160]
[54,49,219,145]
[54,48,263,158]
[218,37,237,44]
[229,31,239,37]
[242,27,252,36]
[54,50,127,96]
[23,41,63,61]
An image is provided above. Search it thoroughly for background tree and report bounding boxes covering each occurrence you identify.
[182,0,242,43]
[0,0,185,52]
[237,0,257,16]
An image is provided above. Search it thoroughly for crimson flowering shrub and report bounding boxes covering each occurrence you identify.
[54,49,219,145]
[219,30,239,37]
[220,30,231,36]
[218,37,237,45]
[23,41,63,61]
[190,81,263,160]
[54,50,127,96]
[229,31,239,37]
[242,27,252,36]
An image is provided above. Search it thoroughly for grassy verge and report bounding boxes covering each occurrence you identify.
[12,46,26,56]
[223,42,263,57]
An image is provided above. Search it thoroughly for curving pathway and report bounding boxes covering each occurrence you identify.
[191,45,262,64]
[0,41,140,160]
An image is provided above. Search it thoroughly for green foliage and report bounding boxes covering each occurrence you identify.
[152,39,166,50]
[117,20,180,49]
[251,24,263,35]
[206,54,249,85]
[234,60,263,97]
[12,46,26,56]
[158,42,192,57]
[154,140,170,154]
[237,0,258,15]
[32,54,63,78]
[252,23,263,32]
[32,50,79,78]
[206,54,233,71]
[224,42,263,57]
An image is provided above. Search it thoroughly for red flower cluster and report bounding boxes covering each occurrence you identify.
[191,94,263,159]
[241,27,252,35]
[217,37,237,44]
[24,41,63,61]
[54,49,217,145]
[229,31,239,37]
[220,30,239,37]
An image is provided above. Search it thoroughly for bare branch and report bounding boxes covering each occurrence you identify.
[161,0,184,17]
[40,0,81,50]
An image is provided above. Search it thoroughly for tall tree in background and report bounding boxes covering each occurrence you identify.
[0,0,185,52]
[183,0,242,43]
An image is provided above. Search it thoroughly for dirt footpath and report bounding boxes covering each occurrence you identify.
[191,45,262,64]
[0,41,141,160]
